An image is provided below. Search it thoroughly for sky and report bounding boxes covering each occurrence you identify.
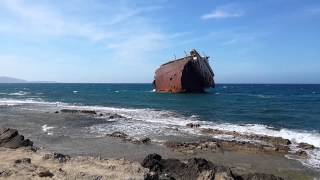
[0,0,320,83]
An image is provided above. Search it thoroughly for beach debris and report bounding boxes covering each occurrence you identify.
[14,158,31,164]
[0,128,33,149]
[153,49,215,93]
[43,152,71,163]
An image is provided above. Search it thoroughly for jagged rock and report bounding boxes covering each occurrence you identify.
[298,142,315,150]
[142,154,284,180]
[0,128,33,149]
[200,128,291,147]
[186,123,201,128]
[43,152,71,163]
[14,158,31,164]
[107,131,128,139]
[240,173,284,180]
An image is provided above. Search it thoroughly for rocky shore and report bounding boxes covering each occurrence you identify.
[1,127,315,179]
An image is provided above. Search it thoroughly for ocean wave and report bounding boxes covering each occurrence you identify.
[1,98,320,169]
[8,91,30,96]
[0,98,67,107]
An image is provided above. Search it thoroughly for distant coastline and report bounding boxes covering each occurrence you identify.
[0,76,57,84]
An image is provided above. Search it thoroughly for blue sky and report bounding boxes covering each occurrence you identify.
[0,0,320,83]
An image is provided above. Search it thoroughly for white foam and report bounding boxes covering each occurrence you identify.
[42,124,55,135]
[0,98,66,107]
[8,91,29,96]
[42,124,54,132]
[1,98,320,169]
[73,91,78,94]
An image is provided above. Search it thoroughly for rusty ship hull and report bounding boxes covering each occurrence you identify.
[153,49,215,93]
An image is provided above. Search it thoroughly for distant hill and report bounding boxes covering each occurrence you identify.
[0,76,27,83]
[0,76,57,83]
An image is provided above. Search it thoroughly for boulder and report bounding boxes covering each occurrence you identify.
[142,154,284,180]
[0,128,33,149]
[142,153,163,173]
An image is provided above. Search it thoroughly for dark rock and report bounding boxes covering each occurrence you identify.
[0,128,33,149]
[107,131,128,139]
[240,173,284,180]
[60,109,79,113]
[142,153,163,173]
[142,154,284,180]
[14,158,31,164]
[60,109,97,115]
[54,111,59,114]
[38,170,54,177]
[186,123,201,128]
[298,142,315,150]
[141,137,151,144]
[80,110,97,115]
[107,113,125,119]
[144,173,159,180]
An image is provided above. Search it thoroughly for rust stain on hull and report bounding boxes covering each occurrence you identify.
[153,49,215,93]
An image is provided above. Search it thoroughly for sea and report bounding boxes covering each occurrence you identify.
[0,83,319,169]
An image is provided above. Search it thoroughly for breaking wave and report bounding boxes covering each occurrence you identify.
[0,98,319,169]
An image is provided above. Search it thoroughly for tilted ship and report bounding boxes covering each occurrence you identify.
[153,49,215,93]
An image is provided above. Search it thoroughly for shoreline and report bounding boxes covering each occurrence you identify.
[0,128,319,180]
[0,105,320,179]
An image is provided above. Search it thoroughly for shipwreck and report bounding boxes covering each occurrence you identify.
[153,49,215,93]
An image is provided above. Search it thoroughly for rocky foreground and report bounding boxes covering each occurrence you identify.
[0,127,292,180]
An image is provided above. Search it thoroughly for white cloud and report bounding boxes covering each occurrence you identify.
[202,4,244,20]
[0,0,175,64]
